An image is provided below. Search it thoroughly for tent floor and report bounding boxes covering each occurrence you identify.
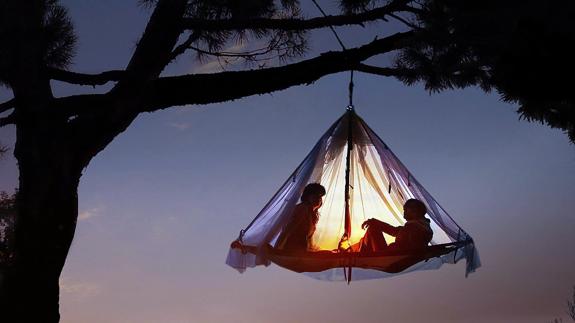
[232,241,469,274]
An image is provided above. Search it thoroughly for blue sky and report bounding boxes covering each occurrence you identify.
[1,1,574,322]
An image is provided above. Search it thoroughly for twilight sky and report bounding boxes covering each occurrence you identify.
[1,1,574,323]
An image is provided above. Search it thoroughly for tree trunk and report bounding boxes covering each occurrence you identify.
[0,126,81,322]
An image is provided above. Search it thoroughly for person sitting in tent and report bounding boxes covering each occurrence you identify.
[275,183,326,252]
[359,199,433,252]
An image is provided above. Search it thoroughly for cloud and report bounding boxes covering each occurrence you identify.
[78,207,102,221]
[59,278,102,300]
[150,216,179,242]
[168,122,191,131]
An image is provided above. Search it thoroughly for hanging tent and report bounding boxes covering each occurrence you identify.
[226,109,480,282]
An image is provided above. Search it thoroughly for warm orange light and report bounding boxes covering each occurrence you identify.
[311,144,407,250]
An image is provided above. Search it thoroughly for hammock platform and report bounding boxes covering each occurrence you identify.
[231,240,470,275]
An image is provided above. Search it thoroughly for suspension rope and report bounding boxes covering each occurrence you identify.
[311,0,355,109]
[348,70,354,108]
[311,0,347,51]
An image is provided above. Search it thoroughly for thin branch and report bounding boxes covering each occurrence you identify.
[188,30,307,64]
[0,112,15,127]
[182,4,412,32]
[169,31,201,61]
[387,13,421,29]
[189,43,295,59]
[0,99,15,114]
[144,31,414,110]
[48,68,125,86]
[355,63,416,77]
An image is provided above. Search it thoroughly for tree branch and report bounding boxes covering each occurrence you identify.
[188,44,290,59]
[54,94,111,117]
[117,0,188,88]
[144,31,414,110]
[48,68,125,86]
[355,63,417,77]
[387,13,420,29]
[0,99,15,114]
[169,31,201,62]
[61,1,190,169]
[0,112,15,127]
[182,3,412,32]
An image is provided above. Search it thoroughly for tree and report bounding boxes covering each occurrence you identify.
[569,286,575,321]
[0,0,573,321]
[0,136,14,268]
[549,286,575,322]
[0,191,16,267]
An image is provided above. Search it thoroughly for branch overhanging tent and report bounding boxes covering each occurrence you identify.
[226,109,480,282]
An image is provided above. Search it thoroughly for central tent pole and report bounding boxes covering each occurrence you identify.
[342,107,354,284]
[343,107,354,243]
[344,69,354,240]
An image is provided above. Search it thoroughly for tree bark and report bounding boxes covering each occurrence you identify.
[1,37,81,319]
[0,123,81,322]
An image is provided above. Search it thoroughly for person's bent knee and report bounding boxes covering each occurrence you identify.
[365,226,382,235]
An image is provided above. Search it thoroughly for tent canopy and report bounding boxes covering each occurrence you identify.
[226,109,480,281]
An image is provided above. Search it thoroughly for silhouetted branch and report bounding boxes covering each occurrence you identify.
[117,0,188,89]
[48,68,125,86]
[387,13,420,29]
[55,94,110,117]
[144,31,414,110]
[188,43,296,59]
[0,112,15,127]
[169,31,201,61]
[0,99,15,114]
[59,0,191,168]
[355,63,417,77]
[182,3,412,32]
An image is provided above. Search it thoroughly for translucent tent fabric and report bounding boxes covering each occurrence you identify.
[226,110,480,281]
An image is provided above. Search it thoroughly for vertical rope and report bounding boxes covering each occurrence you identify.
[343,109,354,241]
[311,0,347,51]
[311,0,355,111]
[348,70,355,108]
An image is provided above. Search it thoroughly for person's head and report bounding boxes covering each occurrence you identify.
[301,183,326,210]
[403,199,427,221]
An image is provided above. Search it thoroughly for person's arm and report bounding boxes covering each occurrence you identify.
[379,221,400,236]
[362,218,401,236]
